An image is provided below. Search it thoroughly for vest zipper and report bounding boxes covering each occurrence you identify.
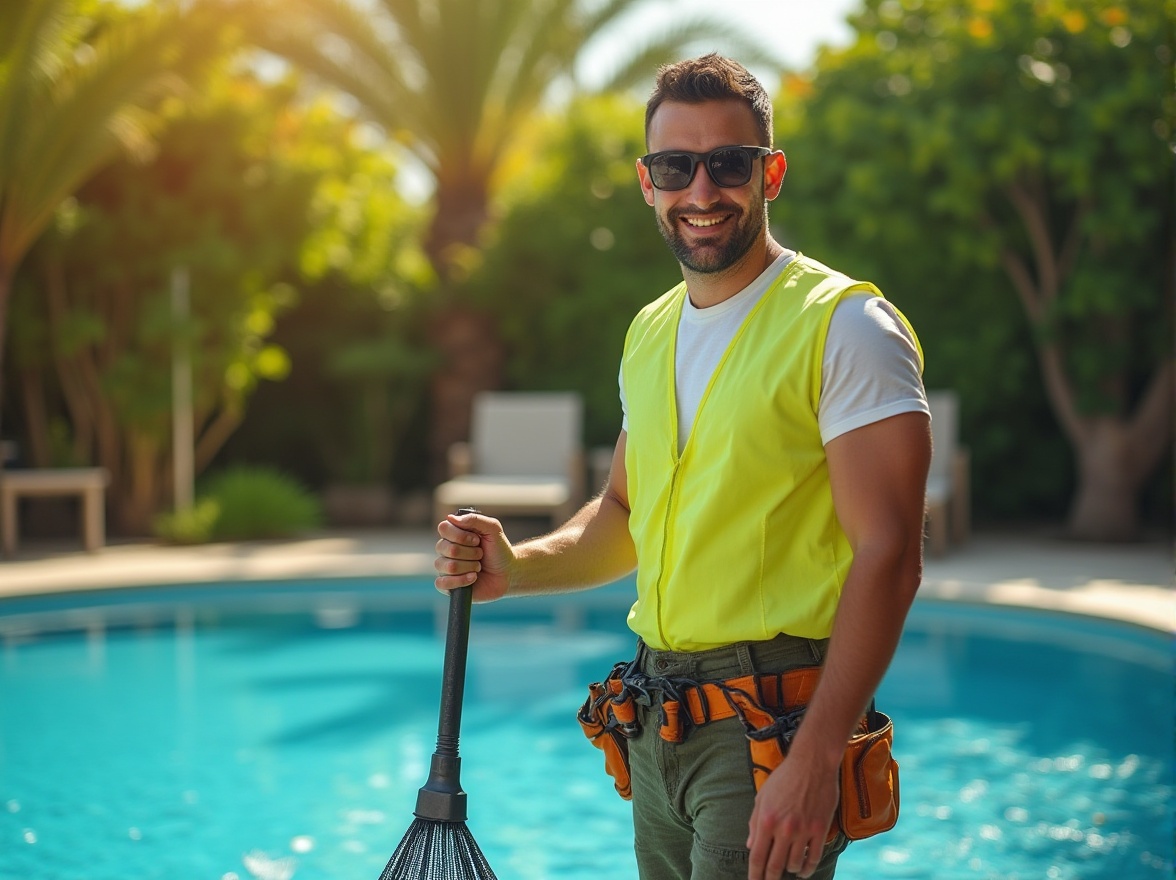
[654,457,682,649]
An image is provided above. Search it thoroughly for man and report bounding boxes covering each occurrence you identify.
[434,54,930,880]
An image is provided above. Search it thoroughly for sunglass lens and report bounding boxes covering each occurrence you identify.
[708,148,753,187]
[650,153,695,191]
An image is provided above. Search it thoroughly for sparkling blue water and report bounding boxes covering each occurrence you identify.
[0,579,1171,880]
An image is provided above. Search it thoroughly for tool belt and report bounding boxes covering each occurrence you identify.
[576,660,900,842]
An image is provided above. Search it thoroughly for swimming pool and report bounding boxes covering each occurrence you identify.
[0,578,1171,880]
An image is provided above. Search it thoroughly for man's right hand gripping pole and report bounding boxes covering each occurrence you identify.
[434,509,514,602]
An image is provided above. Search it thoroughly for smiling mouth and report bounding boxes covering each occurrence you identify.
[682,214,731,229]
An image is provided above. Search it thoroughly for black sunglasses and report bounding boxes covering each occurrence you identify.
[640,145,772,191]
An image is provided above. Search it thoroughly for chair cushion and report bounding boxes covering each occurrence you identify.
[435,475,571,513]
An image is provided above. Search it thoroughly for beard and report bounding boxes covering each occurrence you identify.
[654,194,768,275]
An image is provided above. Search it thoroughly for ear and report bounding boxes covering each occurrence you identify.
[764,151,787,201]
[636,158,656,206]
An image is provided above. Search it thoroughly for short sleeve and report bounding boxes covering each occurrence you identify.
[818,294,928,445]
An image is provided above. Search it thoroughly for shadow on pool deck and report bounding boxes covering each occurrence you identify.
[0,526,1172,632]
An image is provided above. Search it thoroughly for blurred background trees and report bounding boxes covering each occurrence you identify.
[0,0,1169,541]
[241,0,780,476]
[459,95,672,451]
[0,0,226,438]
[8,64,421,533]
[772,0,1172,540]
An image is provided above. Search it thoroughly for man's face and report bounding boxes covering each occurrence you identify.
[637,99,784,275]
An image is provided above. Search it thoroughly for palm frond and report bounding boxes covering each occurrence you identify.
[0,0,224,270]
[587,18,786,95]
[228,0,788,267]
[574,0,641,36]
[422,0,538,167]
[378,0,426,55]
[462,0,601,174]
[244,0,434,157]
[0,0,73,183]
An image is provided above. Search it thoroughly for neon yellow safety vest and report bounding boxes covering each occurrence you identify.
[621,254,922,651]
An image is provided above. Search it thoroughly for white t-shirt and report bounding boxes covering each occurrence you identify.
[620,252,928,451]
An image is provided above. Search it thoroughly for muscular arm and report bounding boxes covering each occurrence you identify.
[747,410,931,880]
[434,431,636,601]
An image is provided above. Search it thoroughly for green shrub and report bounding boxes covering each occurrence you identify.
[153,498,221,545]
[153,466,321,543]
[203,466,322,540]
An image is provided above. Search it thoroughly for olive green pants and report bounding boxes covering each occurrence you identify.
[628,635,848,880]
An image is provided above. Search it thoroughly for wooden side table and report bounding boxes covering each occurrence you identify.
[0,468,110,556]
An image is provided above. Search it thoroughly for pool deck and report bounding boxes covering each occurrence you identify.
[0,528,1172,632]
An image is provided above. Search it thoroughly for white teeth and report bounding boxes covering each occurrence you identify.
[685,217,724,227]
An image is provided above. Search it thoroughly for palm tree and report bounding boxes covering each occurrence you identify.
[0,0,223,442]
[244,0,781,471]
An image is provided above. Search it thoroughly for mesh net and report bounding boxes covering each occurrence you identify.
[379,818,499,880]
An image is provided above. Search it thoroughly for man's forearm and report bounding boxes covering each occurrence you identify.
[788,540,921,765]
[508,489,637,596]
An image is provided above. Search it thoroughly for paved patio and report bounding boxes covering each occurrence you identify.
[0,527,1171,632]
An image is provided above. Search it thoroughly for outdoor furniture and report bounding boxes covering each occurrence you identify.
[925,390,970,557]
[433,391,585,528]
[0,467,110,556]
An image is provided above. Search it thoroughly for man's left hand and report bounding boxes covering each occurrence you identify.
[746,752,840,880]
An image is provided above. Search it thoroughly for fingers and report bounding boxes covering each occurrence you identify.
[747,810,767,878]
[788,834,822,879]
[439,510,487,539]
[747,804,781,880]
[433,512,486,591]
[747,812,824,880]
[435,524,482,560]
[747,817,791,880]
[749,838,817,880]
[434,569,479,592]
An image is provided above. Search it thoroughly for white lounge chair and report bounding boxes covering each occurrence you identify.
[925,390,970,557]
[433,391,585,528]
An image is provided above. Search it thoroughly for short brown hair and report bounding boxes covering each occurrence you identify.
[644,54,773,149]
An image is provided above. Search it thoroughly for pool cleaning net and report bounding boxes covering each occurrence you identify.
[379,818,498,880]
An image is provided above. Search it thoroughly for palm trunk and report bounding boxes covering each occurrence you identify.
[117,430,162,535]
[0,268,10,447]
[428,305,504,481]
[424,178,505,482]
[17,366,50,466]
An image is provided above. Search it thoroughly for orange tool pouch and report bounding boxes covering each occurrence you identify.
[835,708,900,840]
[576,662,638,799]
[578,663,900,841]
[723,683,899,840]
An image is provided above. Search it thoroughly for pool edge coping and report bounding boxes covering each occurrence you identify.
[0,567,1172,635]
[0,530,1172,634]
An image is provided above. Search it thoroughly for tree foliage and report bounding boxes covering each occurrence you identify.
[773,0,1173,536]
[455,3,1173,532]
[7,68,421,531]
[0,0,228,429]
[236,0,785,473]
[214,133,435,492]
[241,0,780,271]
[457,95,675,448]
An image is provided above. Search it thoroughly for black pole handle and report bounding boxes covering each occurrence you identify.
[436,577,474,753]
[414,507,479,821]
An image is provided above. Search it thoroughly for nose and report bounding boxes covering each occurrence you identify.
[684,161,722,208]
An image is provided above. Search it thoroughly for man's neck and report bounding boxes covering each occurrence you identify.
[683,238,786,309]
